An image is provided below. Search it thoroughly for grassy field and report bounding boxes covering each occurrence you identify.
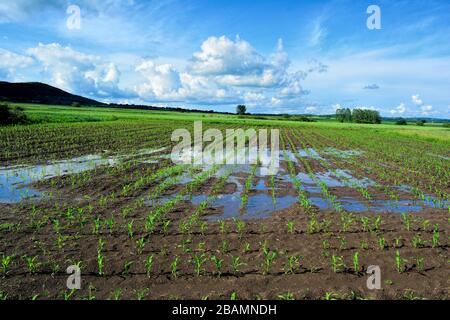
[0,104,449,300]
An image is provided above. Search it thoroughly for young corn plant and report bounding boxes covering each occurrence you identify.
[378,236,387,250]
[411,233,425,248]
[284,255,301,274]
[211,255,223,277]
[287,221,295,234]
[97,239,105,276]
[171,256,179,279]
[331,255,345,273]
[1,254,12,276]
[127,220,134,239]
[135,237,146,255]
[262,251,277,275]
[401,213,413,231]
[416,257,425,272]
[352,252,360,274]
[234,219,246,239]
[193,253,207,276]
[360,217,370,232]
[395,250,405,273]
[231,256,246,275]
[122,261,133,276]
[22,255,39,274]
[432,224,440,247]
[134,288,150,300]
[145,255,154,277]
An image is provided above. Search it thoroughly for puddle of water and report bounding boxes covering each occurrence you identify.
[0,155,118,203]
[0,147,166,204]
[323,147,363,158]
[193,192,297,221]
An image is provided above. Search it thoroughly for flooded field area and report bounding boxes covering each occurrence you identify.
[0,123,448,300]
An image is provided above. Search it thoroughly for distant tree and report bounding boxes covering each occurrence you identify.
[416,120,425,126]
[396,118,407,125]
[72,102,81,108]
[352,109,381,124]
[236,105,247,115]
[0,103,28,125]
[336,108,352,123]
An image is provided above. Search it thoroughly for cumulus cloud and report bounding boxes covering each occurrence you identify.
[26,43,128,98]
[411,94,423,106]
[305,106,317,113]
[390,102,406,115]
[421,104,433,116]
[189,36,266,76]
[411,94,434,116]
[0,49,34,80]
[134,36,320,108]
[0,36,324,110]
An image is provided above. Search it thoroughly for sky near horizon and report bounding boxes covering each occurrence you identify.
[1,0,450,117]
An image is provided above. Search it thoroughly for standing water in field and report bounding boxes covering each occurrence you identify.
[0,147,167,203]
[0,155,118,203]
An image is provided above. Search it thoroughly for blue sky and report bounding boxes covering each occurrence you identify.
[1,0,450,117]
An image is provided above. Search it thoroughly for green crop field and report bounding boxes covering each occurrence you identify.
[0,103,449,300]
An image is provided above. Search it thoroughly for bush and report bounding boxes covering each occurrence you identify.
[71,102,81,108]
[396,119,407,125]
[416,120,426,126]
[0,103,28,125]
[443,123,450,128]
[352,109,381,124]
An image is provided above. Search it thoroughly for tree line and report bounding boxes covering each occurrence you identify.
[336,108,381,124]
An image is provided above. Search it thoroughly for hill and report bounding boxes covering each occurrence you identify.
[0,81,102,106]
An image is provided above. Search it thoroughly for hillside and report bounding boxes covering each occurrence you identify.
[0,81,102,106]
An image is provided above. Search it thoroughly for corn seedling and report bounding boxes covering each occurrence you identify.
[263,251,277,274]
[193,253,207,276]
[352,252,360,273]
[278,292,295,300]
[97,239,105,276]
[145,255,154,277]
[171,256,179,278]
[1,254,12,276]
[411,233,425,248]
[22,255,39,274]
[127,220,134,239]
[162,220,171,235]
[134,288,150,300]
[401,213,413,231]
[378,236,387,250]
[231,256,246,275]
[122,261,133,275]
[331,255,345,273]
[432,224,440,247]
[395,250,404,273]
[416,257,424,272]
[287,221,295,234]
[135,237,146,255]
[211,255,223,277]
[111,288,122,300]
[285,255,301,274]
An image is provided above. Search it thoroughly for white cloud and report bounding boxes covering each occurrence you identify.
[0,49,34,80]
[189,35,266,76]
[134,36,317,109]
[421,104,433,116]
[411,94,423,106]
[26,43,125,98]
[390,102,407,115]
[305,106,317,113]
